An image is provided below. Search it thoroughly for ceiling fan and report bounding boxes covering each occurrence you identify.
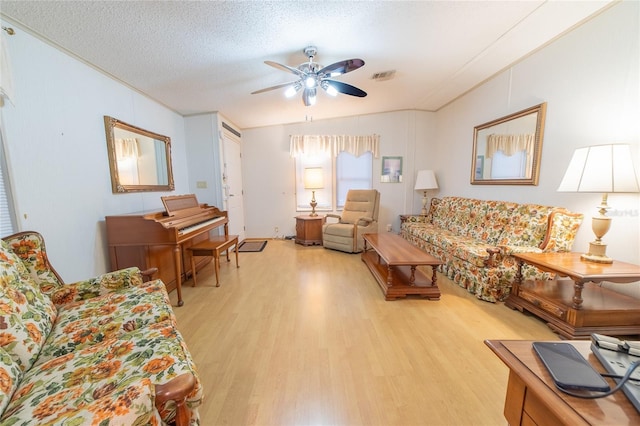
[251,46,367,106]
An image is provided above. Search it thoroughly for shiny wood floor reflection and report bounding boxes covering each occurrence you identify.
[171,240,558,426]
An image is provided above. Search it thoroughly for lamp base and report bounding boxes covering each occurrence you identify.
[309,193,318,217]
[581,241,613,264]
[420,191,428,215]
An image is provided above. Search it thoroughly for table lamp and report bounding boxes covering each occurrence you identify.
[414,170,439,215]
[304,167,324,216]
[557,144,639,263]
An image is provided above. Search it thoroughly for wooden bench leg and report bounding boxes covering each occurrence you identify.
[214,249,221,287]
[234,240,239,268]
[191,253,197,287]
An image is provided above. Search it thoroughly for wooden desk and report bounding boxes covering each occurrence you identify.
[361,233,443,300]
[505,252,640,339]
[485,340,639,425]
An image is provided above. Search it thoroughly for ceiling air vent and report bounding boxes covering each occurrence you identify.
[370,70,396,81]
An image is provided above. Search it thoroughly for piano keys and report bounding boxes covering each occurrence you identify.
[105,194,229,306]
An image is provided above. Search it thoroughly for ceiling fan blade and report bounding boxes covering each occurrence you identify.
[264,60,305,77]
[251,81,298,95]
[324,80,367,97]
[319,59,365,76]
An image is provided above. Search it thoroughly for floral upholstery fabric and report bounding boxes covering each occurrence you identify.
[543,210,584,252]
[401,197,582,302]
[35,280,175,365]
[1,321,201,426]
[0,348,22,415]
[0,232,202,425]
[0,241,56,372]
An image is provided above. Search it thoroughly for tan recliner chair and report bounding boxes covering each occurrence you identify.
[322,189,380,253]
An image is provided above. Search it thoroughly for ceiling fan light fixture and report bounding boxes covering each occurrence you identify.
[253,46,366,106]
[305,75,317,89]
[323,81,338,96]
[303,88,317,106]
[284,83,301,98]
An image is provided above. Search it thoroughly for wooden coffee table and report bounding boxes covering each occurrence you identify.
[362,233,443,300]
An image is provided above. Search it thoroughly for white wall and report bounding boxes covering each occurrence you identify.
[1,23,191,282]
[241,110,436,238]
[434,0,639,267]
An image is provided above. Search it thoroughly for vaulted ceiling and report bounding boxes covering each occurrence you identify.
[1,1,614,129]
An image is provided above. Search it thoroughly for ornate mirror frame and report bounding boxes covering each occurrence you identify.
[471,102,546,185]
[104,116,175,193]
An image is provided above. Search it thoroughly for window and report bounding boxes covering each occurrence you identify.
[336,151,372,208]
[295,151,372,212]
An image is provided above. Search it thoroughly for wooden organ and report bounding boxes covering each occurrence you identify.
[105,194,228,306]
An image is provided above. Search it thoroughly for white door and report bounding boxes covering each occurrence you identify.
[222,131,246,241]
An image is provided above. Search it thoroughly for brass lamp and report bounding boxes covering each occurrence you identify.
[304,167,324,216]
[414,170,439,215]
[557,144,639,263]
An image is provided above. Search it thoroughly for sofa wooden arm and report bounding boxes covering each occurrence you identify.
[485,247,501,267]
[141,267,159,282]
[155,373,197,426]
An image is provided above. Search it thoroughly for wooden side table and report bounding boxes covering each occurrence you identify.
[295,215,325,246]
[505,252,640,339]
[485,339,639,425]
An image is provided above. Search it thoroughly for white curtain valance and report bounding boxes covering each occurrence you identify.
[290,134,380,158]
[115,138,140,159]
[485,134,534,158]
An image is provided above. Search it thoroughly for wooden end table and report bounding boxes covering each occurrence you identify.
[505,252,640,339]
[485,339,639,425]
[361,233,443,300]
[295,215,325,246]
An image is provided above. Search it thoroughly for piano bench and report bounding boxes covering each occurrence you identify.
[187,235,239,287]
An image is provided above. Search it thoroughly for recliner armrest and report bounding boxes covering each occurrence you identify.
[357,216,374,226]
[325,213,342,223]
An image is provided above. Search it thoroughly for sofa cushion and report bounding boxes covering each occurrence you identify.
[0,347,21,415]
[497,204,554,247]
[2,233,64,294]
[1,321,202,425]
[0,240,56,326]
[35,280,175,365]
[0,241,56,372]
[543,210,584,252]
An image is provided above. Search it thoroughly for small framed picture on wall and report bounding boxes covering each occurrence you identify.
[381,156,402,183]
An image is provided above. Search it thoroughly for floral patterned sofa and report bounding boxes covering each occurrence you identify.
[401,197,583,302]
[0,231,202,425]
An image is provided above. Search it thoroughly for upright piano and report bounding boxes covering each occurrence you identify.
[105,194,228,306]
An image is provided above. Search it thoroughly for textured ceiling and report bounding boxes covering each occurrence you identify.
[1,1,614,129]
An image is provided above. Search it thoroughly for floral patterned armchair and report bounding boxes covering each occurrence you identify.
[0,231,202,425]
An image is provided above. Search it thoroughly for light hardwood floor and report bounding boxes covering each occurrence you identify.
[171,239,559,426]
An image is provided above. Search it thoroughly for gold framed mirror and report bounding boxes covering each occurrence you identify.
[471,102,546,185]
[104,116,175,193]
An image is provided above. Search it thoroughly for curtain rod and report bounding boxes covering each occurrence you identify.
[2,27,15,35]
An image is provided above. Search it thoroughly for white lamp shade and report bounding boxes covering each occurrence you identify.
[304,167,324,189]
[558,144,640,193]
[414,170,438,191]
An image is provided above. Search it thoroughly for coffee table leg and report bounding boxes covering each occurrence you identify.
[572,280,584,309]
[409,266,416,285]
[431,266,437,287]
[386,265,393,287]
